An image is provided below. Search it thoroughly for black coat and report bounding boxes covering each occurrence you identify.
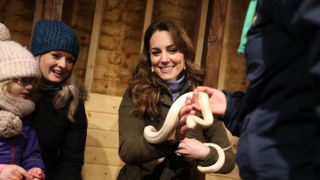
[222,0,320,179]
[30,91,87,180]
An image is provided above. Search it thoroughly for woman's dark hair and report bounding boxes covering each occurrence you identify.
[128,20,204,119]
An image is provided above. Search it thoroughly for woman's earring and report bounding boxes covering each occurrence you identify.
[183,66,186,70]
[151,67,154,72]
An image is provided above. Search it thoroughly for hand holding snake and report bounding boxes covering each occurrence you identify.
[143,91,226,173]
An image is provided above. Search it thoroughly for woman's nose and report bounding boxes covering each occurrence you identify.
[57,58,67,68]
[160,52,169,62]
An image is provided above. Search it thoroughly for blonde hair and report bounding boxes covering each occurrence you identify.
[0,80,10,93]
[53,73,86,121]
[36,56,86,121]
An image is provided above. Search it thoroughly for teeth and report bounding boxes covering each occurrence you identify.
[53,69,63,75]
[161,67,172,73]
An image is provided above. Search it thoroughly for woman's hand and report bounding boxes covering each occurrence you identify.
[171,87,227,144]
[176,138,210,160]
[0,164,32,180]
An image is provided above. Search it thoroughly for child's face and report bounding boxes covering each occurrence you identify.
[7,77,38,99]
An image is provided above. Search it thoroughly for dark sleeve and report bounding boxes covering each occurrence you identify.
[219,90,245,136]
[53,101,87,180]
[118,90,177,164]
[21,123,45,171]
[196,121,236,174]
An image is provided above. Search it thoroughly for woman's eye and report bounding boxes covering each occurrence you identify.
[151,50,160,56]
[51,53,60,59]
[66,58,75,64]
[168,47,178,54]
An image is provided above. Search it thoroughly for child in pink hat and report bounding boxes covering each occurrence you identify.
[0,22,45,180]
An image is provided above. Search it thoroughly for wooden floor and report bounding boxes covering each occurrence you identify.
[82,93,240,180]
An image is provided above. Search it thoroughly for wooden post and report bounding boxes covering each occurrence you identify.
[217,0,231,89]
[43,0,64,20]
[194,0,209,69]
[33,0,43,26]
[30,0,44,47]
[84,0,104,92]
[203,0,229,88]
[217,0,249,90]
[140,0,154,51]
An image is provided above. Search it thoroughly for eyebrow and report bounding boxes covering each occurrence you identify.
[150,43,175,49]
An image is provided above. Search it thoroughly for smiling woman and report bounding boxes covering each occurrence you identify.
[38,51,75,84]
[29,19,88,180]
[149,31,185,81]
[117,20,235,180]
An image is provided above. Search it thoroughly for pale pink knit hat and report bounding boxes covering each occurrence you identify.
[0,24,41,82]
[0,23,10,41]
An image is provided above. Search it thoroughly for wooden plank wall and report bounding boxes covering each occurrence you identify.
[0,0,249,179]
[217,0,248,91]
[90,0,146,96]
[82,93,123,179]
[71,0,96,84]
[0,0,35,46]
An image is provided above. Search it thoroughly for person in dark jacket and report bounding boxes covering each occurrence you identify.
[181,0,320,180]
[29,19,87,180]
[117,20,235,180]
[0,23,45,180]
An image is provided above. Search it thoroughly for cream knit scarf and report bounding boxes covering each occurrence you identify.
[0,91,35,137]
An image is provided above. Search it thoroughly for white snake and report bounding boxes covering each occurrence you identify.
[143,92,226,173]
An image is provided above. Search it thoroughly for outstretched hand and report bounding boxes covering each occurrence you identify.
[174,87,227,144]
[193,86,227,116]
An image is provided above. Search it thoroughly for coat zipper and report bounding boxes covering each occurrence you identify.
[11,138,16,163]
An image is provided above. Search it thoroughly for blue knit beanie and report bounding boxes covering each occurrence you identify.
[31,19,79,60]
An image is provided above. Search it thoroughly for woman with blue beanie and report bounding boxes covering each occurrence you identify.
[30,19,87,180]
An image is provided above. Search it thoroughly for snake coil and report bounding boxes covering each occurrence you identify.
[143,92,226,173]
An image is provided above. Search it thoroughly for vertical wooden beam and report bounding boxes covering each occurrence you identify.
[203,0,229,88]
[31,0,44,47]
[62,0,74,24]
[43,0,64,20]
[217,0,231,89]
[33,0,43,26]
[140,0,154,51]
[84,0,104,92]
[217,0,249,91]
[194,0,209,69]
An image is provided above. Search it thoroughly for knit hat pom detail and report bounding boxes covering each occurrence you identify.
[0,110,22,137]
[0,22,10,41]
